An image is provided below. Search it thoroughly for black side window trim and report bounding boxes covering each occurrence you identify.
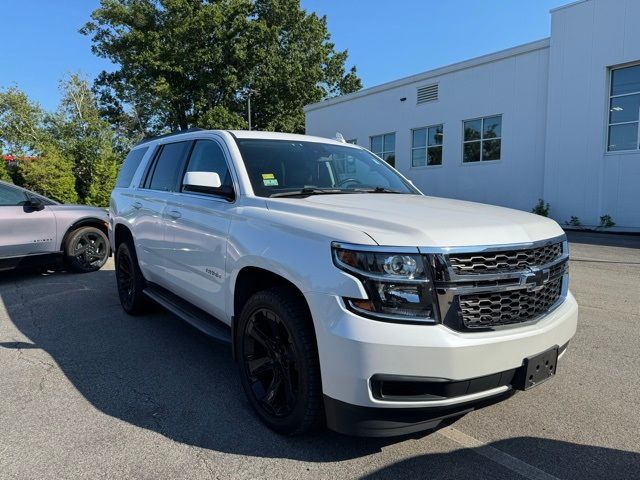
[140,145,162,189]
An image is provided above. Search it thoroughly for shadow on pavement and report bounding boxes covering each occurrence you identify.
[1,268,639,478]
[565,230,640,249]
[0,268,408,462]
[361,436,640,479]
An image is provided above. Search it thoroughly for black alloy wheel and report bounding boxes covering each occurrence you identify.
[115,241,149,315]
[237,288,323,435]
[243,307,300,418]
[65,226,109,273]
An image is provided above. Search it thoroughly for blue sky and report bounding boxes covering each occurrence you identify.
[1,0,569,111]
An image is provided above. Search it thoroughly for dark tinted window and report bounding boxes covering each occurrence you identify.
[116,147,148,188]
[0,184,28,206]
[184,140,232,189]
[147,141,191,191]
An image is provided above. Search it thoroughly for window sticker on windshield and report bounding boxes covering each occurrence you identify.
[262,173,278,186]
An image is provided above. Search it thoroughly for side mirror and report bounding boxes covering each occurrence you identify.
[24,197,45,212]
[183,171,234,200]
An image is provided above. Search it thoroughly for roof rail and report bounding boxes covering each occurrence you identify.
[135,127,205,146]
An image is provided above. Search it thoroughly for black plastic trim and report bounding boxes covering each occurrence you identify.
[0,252,62,271]
[324,392,512,437]
[371,369,517,402]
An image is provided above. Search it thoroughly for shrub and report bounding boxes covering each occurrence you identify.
[532,199,550,217]
[18,144,78,204]
[566,216,582,227]
[599,215,615,228]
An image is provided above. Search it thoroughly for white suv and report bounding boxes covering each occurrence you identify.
[109,129,577,437]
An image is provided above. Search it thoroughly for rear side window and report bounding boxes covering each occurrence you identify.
[146,141,191,191]
[115,147,148,188]
[183,140,233,189]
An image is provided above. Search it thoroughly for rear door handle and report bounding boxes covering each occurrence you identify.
[132,201,143,209]
[167,210,182,219]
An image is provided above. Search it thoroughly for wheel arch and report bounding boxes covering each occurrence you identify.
[232,265,315,361]
[61,217,110,253]
[113,222,134,250]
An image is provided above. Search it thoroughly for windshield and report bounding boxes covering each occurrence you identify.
[234,139,420,198]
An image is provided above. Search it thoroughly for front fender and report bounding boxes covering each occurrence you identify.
[226,207,371,318]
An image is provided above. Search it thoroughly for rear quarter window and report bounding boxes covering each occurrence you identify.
[115,147,149,188]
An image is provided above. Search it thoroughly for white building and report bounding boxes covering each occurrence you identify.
[304,0,640,231]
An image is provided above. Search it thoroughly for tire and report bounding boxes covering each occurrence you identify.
[236,287,324,435]
[64,226,110,273]
[115,240,150,315]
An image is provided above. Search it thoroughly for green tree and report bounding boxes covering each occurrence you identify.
[0,87,48,156]
[50,74,119,205]
[81,0,361,134]
[0,87,77,201]
[248,0,361,132]
[0,161,12,183]
[18,142,78,204]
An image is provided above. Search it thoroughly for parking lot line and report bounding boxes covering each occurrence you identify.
[438,426,561,480]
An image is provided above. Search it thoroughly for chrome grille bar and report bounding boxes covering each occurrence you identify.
[425,235,569,331]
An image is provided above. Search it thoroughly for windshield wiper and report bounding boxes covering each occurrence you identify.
[270,188,355,198]
[352,187,404,194]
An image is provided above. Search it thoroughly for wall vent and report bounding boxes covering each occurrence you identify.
[417,84,438,104]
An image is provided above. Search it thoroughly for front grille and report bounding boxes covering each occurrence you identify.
[448,242,563,275]
[457,276,563,329]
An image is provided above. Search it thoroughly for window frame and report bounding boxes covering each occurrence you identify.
[410,124,444,169]
[178,138,237,202]
[607,63,640,153]
[461,114,503,164]
[369,132,396,166]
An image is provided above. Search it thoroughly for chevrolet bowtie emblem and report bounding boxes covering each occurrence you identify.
[522,267,550,292]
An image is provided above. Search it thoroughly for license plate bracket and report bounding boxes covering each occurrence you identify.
[514,346,559,390]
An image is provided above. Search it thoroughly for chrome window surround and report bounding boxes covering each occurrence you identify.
[333,235,569,331]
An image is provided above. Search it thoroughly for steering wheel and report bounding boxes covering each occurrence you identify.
[337,178,362,187]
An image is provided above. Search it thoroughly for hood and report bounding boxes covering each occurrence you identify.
[266,194,564,248]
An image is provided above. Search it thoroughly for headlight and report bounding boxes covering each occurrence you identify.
[332,243,437,323]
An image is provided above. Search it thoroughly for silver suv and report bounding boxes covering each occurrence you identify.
[0,180,110,272]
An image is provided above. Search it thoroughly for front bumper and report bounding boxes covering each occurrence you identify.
[305,291,578,436]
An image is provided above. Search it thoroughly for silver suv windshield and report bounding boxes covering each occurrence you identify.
[234,139,419,198]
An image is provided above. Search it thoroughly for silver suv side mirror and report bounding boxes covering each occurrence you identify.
[183,171,222,189]
[182,171,235,200]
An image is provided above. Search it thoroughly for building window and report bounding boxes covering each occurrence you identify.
[412,125,443,167]
[370,133,396,167]
[608,64,640,152]
[463,115,502,162]
[346,138,357,145]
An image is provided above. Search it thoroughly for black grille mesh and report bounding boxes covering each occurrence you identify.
[458,276,563,329]
[449,242,563,275]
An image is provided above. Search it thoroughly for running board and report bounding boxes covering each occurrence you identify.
[143,284,232,344]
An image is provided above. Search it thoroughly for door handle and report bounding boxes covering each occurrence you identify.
[132,201,143,209]
[167,210,182,219]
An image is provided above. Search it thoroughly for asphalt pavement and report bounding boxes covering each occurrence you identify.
[0,232,639,479]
